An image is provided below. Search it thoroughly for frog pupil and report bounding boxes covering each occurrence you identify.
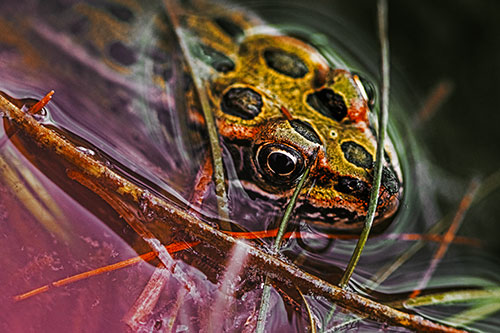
[255,143,305,184]
[268,151,296,176]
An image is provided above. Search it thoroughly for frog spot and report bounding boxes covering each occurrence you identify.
[198,44,235,73]
[105,3,134,22]
[306,88,347,122]
[341,141,373,169]
[214,17,244,39]
[109,41,137,66]
[263,48,309,78]
[221,87,263,120]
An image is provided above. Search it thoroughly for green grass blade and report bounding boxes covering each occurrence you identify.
[338,0,390,289]
[256,154,315,333]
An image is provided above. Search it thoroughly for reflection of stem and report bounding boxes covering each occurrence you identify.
[13,242,197,301]
[0,93,466,332]
[163,0,230,230]
[368,215,452,289]
[338,0,390,290]
[207,241,250,332]
[297,287,317,333]
[394,287,500,308]
[393,288,500,330]
[124,264,170,331]
[413,80,454,127]
[446,301,500,328]
[0,152,69,242]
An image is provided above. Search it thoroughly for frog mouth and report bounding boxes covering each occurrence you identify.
[238,181,366,231]
[296,202,366,231]
[237,180,399,232]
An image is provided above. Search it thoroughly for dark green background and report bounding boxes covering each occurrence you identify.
[238,0,500,252]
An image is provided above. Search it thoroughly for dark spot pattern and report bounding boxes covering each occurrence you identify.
[221,87,262,120]
[263,48,308,78]
[341,141,373,168]
[105,3,134,22]
[382,167,400,195]
[214,17,244,38]
[289,119,322,145]
[109,41,137,66]
[335,176,369,199]
[199,44,235,73]
[307,88,347,122]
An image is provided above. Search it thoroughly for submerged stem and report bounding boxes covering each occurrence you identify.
[163,0,230,227]
[338,0,390,289]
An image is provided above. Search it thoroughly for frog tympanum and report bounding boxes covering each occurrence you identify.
[171,0,403,232]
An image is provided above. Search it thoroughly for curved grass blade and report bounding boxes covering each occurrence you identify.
[297,286,317,333]
[338,0,391,289]
[393,288,500,308]
[446,301,500,329]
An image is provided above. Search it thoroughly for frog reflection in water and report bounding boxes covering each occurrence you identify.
[175,0,403,232]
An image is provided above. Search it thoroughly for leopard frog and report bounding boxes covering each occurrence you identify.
[173,0,403,231]
[0,0,402,232]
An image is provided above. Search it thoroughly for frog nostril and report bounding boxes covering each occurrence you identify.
[306,88,347,122]
[353,73,376,107]
[221,87,263,120]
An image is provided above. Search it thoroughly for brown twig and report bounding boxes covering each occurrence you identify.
[0,93,466,332]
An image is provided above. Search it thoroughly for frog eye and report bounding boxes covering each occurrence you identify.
[255,143,305,184]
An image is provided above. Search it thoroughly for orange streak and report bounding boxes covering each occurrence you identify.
[280,106,293,120]
[410,179,480,298]
[227,229,480,246]
[29,90,54,115]
[13,241,199,301]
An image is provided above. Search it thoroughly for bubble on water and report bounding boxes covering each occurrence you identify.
[76,146,96,156]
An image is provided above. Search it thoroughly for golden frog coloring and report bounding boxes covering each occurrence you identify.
[172,0,403,231]
[0,0,403,232]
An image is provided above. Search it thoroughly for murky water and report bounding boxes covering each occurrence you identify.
[1,0,499,332]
